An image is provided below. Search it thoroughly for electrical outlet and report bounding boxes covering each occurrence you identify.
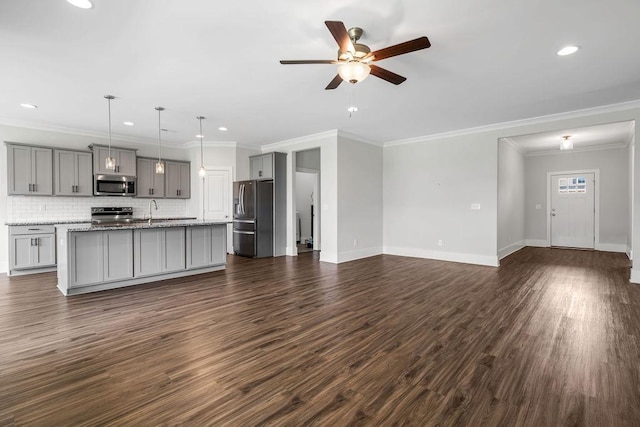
[353,239,358,247]
[471,203,481,210]
[438,239,443,247]
[535,204,542,210]
[39,204,46,211]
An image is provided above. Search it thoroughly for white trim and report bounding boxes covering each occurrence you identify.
[630,268,640,284]
[183,140,237,149]
[547,169,599,249]
[525,239,550,247]
[336,130,382,146]
[262,130,338,151]
[337,246,383,263]
[500,137,525,155]
[627,249,633,260]
[525,142,628,157]
[383,246,499,267]
[0,117,175,147]
[319,251,338,264]
[498,240,526,260]
[384,99,640,147]
[594,243,627,253]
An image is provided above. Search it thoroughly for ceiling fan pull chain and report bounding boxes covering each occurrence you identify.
[348,83,358,118]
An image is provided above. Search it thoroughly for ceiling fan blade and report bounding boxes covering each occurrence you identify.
[369,65,407,85]
[280,60,337,65]
[369,36,431,62]
[325,21,355,54]
[325,74,343,90]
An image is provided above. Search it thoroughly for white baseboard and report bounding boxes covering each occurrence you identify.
[525,239,549,247]
[383,246,499,267]
[630,268,640,284]
[594,243,627,253]
[627,248,633,260]
[319,251,338,264]
[499,240,525,260]
[337,246,383,263]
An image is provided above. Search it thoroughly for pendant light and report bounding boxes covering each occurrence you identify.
[155,106,165,174]
[104,95,116,171]
[197,115,206,177]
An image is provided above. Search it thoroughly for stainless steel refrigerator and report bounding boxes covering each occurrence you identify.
[233,180,274,258]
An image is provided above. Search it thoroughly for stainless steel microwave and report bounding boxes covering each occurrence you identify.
[94,175,136,196]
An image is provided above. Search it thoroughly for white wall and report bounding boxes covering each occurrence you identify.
[498,139,525,259]
[296,148,320,170]
[524,147,628,250]
[629,136,635,258]
[337,135,383,262]
[383,133,499,266]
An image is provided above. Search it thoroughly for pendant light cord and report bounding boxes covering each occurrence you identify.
[157,107,163,162]
[199,117,204,165]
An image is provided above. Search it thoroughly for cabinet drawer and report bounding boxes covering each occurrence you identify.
[10,225,56,235]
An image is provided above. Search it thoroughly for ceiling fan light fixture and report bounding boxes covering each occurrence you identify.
[338,61,371,84]
[560,135,574,150]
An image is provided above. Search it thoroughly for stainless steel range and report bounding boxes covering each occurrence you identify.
[91,207,134,226]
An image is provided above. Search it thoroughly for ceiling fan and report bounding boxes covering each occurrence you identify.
[280,21,431,90]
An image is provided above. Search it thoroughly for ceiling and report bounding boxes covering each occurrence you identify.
[504,121,635,155]
[1,0,640,148]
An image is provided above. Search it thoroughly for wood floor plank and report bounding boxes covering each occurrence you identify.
[0,247,638,425]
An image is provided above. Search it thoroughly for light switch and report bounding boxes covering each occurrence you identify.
[535,204,542,210]
[471,203,481,210]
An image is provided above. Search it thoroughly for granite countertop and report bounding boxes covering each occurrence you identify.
[6,219,91,226]
[5,217,197,226]
[55,219,230,232]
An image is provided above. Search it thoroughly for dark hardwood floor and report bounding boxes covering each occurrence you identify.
[0,248,638,426]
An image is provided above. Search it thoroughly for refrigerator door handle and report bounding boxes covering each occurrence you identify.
[239,184,244,215]
[233,230,255,235]
[233,219,255,223]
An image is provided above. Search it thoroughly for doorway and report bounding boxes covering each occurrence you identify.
[202,167,232,253]
[295,148,321,255]
[549,172,596,248]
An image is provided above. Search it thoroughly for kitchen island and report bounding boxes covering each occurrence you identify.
[56,220,228,295]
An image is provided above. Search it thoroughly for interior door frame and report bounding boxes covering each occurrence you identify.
[201,166,233,253]
[546,169,600,248]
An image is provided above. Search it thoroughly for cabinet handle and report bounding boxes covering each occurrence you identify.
[28,228,41,231]
[259,170,262,177]
[35,238,39,246]
[29,183,33,192]
[152,188,154,195]
[33,183,36,192]
[148,188,152,195]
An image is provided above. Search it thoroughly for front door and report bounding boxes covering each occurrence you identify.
[550,173,595,249]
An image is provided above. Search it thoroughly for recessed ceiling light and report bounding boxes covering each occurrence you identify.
[347,106,358,113]
[66,0,93,9]
[123,121,134,126]
[218,127,228,132]
[20,103,37,109]
[557,45,580,56]
[196,134,204,138]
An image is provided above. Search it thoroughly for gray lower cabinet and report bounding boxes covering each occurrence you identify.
[69,230,133,287]
[7,144,53,195]
[9,225,56,274]
[165,161,190,199]
[133,227,185,277]
[54,150,93,196]
[186,225,227,269]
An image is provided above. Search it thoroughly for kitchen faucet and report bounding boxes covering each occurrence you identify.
[148,199,158,224]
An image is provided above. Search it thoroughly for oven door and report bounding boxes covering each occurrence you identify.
[94,175,136,196]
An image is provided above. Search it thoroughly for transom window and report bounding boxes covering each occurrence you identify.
[558,176,586,194]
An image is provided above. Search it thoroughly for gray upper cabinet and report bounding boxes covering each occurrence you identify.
[250,154,274,180]
[137,157,165,198]
[7,144,53,196]
[92,145,137,176]
[54,150,92,196]
[165,161,190,199]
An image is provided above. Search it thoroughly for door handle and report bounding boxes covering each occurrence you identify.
[551,213,556,216]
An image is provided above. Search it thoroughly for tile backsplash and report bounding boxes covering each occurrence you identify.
[6,196,187,223]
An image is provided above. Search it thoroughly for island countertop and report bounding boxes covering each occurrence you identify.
[6,217,199,226]
[55,219,230,232]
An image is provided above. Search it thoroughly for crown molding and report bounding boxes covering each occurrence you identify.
[525,142,629,157]
[384,99,640,148]
[336,130,382,146]
[182,140,237,149]
[500,137,525,155]
[0,116,188,147]
[261,129,338,151]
